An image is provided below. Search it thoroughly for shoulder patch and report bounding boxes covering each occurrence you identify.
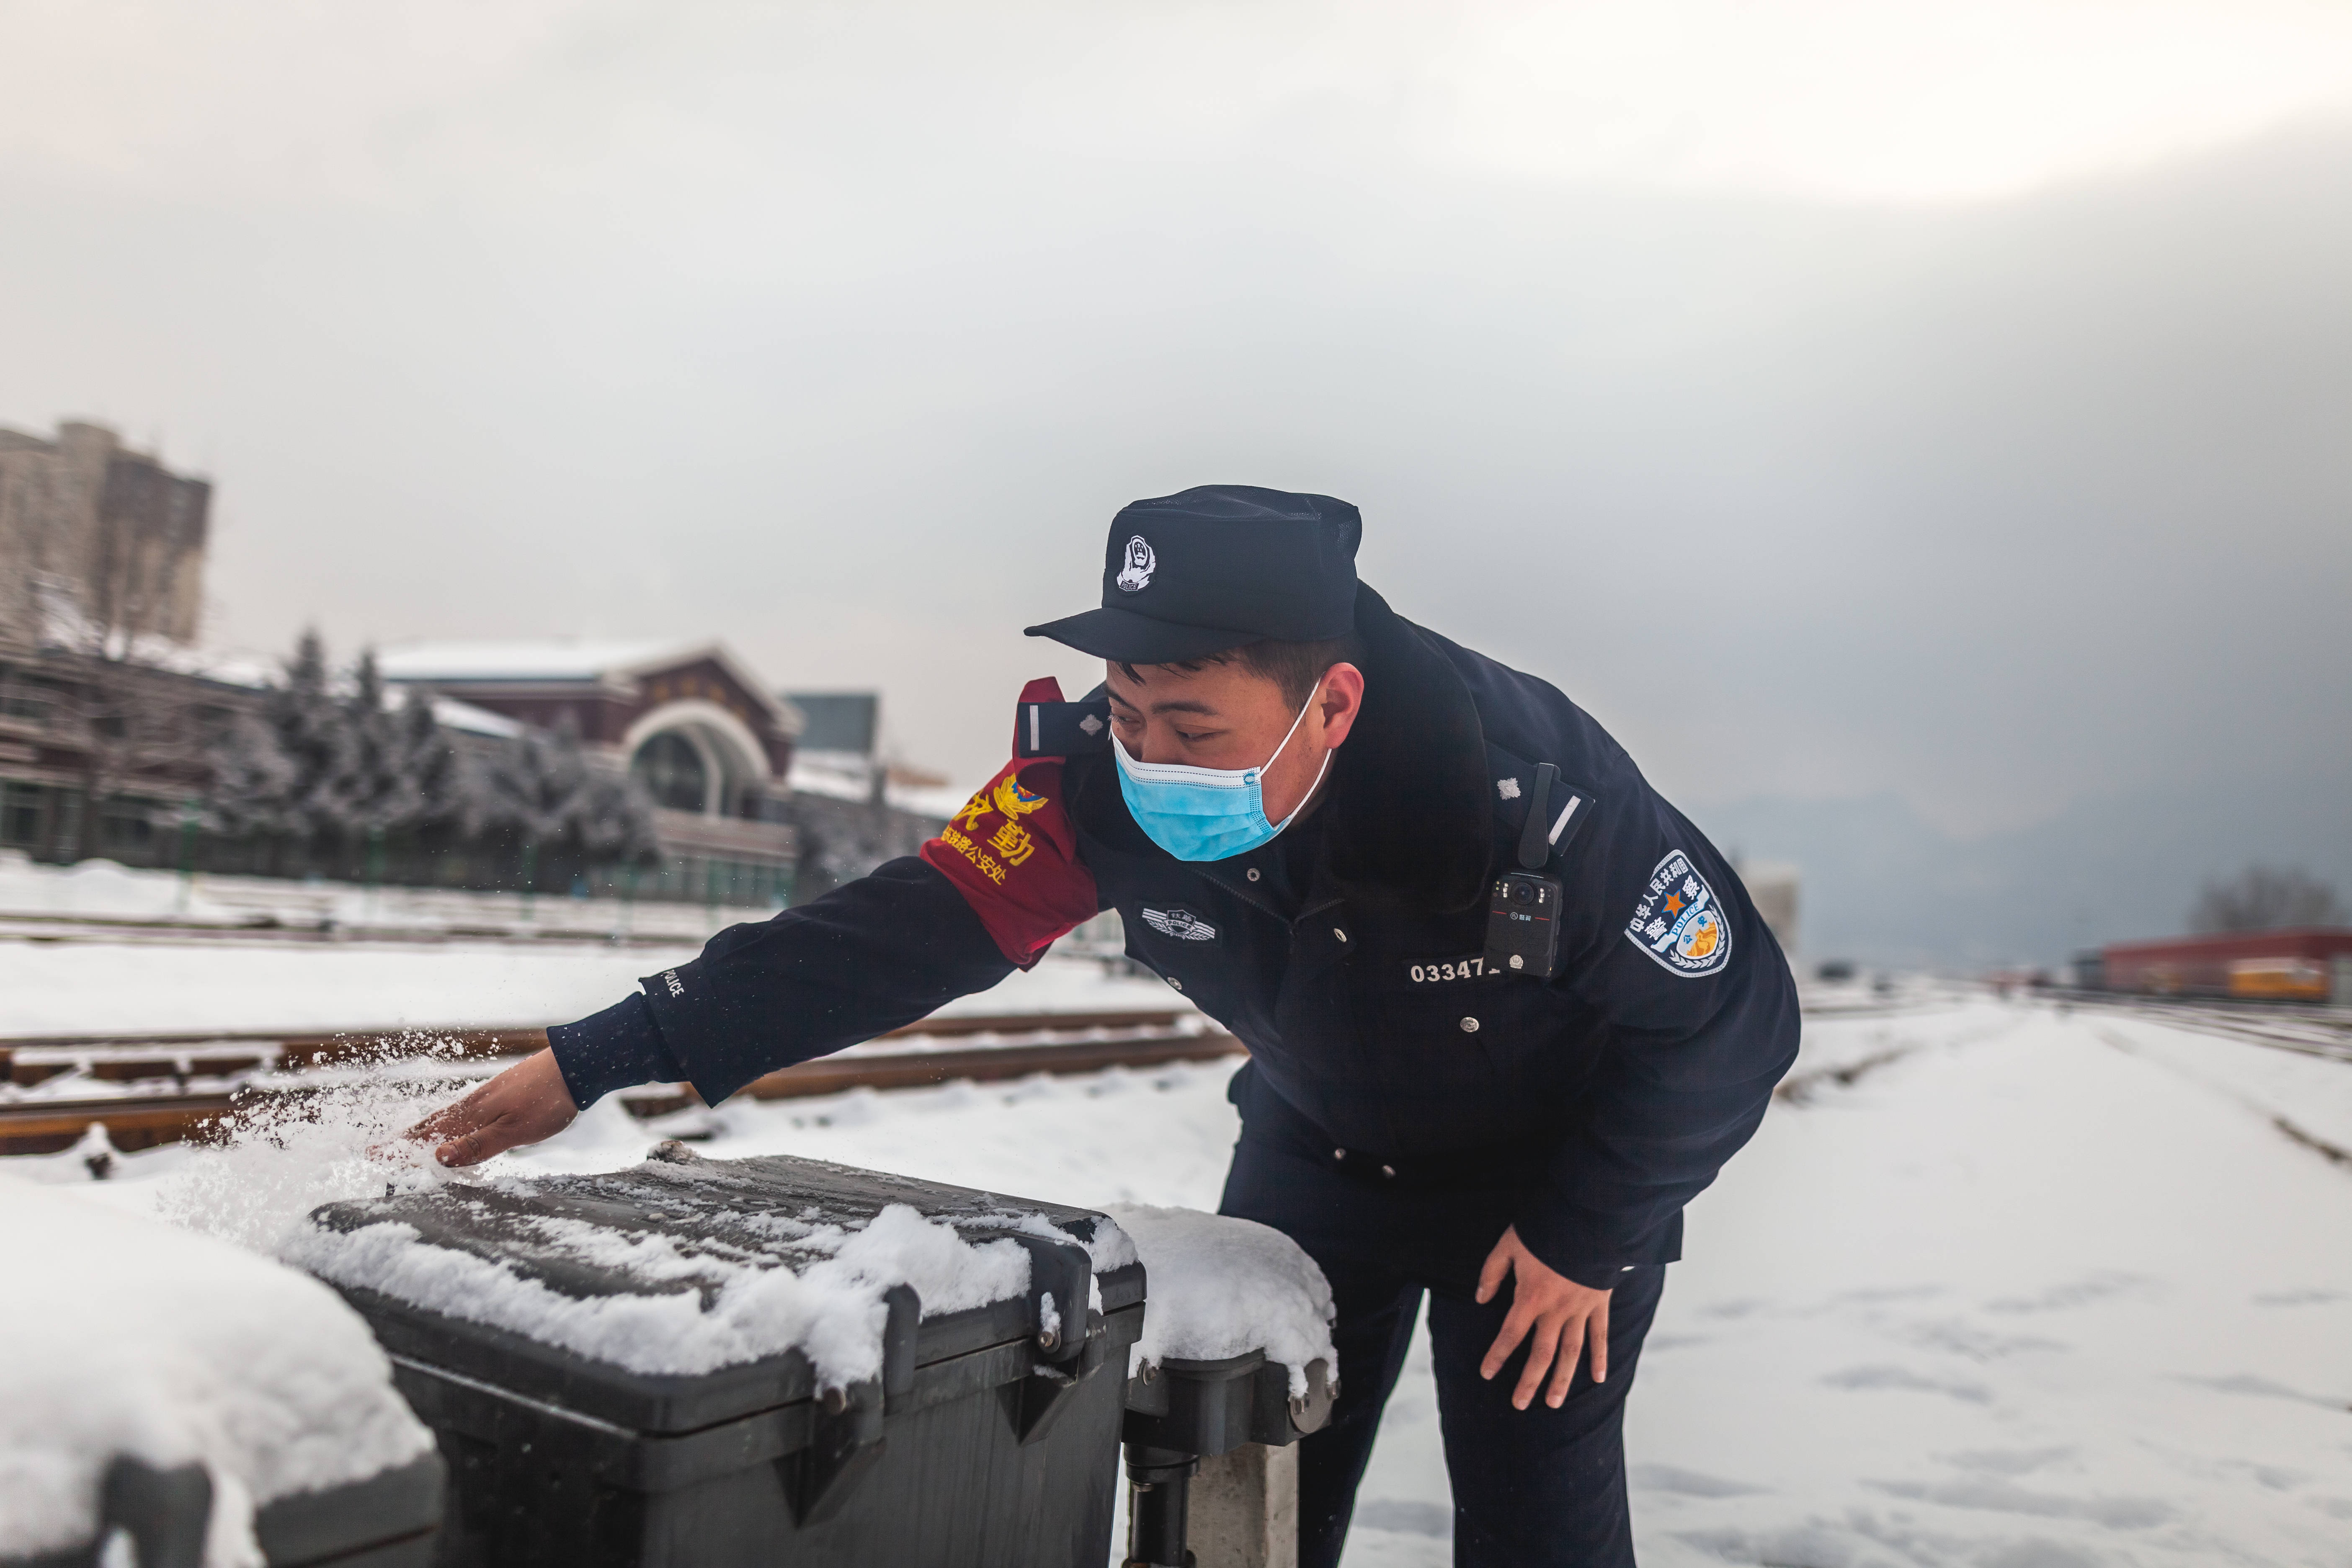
[1625,850,1732,978]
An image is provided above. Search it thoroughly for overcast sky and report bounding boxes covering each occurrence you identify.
[4,0,2349,841]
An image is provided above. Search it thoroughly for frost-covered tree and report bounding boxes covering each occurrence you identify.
[487,719,588,846]
[395,684,480,836]
[201,631,652,890]
[482,717,659,889]
[578,768,662,867]
[268,629,356,841]
[203,710,301,838]
[335,649,416,841]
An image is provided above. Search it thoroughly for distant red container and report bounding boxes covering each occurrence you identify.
[2102,927,2352,999]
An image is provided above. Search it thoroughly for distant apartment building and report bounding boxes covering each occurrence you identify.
[0,422,225,859]
[0,420,211,650]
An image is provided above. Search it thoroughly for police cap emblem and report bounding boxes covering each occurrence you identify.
[1625,850,1731,977]
[1115,535,1156,593]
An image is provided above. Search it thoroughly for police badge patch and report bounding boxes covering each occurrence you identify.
[1625,850,1732,978]
[1115,535,1156,592]
[1141,907,1216,941]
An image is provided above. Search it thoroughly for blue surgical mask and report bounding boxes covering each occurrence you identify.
[1113,692,1334,862]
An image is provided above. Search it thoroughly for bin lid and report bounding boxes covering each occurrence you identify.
[295,1150,1142,1434]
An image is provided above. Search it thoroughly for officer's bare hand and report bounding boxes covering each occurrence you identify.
[1476,1225,1612,1410]
[404,1043,576,1168]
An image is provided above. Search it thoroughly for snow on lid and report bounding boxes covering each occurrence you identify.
[1101,1203,1338,1396]
[281,1151,1129,1391]
[0,1181,433,1565]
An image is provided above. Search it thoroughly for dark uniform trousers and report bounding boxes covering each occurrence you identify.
[1219,1068,1665,1568]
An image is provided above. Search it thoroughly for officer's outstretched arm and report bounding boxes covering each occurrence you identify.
[410,680,1100,1163]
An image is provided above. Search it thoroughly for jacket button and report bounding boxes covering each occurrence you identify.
[1246,868,1261,882]
[1380,1164,1397,1179]
[1333,928,1348,943]
[1460,1016,1480,1033]
[1167,977,1184,991]
[1333,1148,1347,1161]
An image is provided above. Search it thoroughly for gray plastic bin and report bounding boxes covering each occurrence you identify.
[302,1149,1144,1568]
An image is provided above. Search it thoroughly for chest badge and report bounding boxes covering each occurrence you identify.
[1627,850,1733,977]
[1141,906,1217,941]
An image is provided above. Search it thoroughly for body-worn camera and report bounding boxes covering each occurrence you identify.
[1481,761,1591,982]
[1485,870,1563,979]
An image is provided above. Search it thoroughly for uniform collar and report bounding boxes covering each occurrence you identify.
[1321,583,1492,915]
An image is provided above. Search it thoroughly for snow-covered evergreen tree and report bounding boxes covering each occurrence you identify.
[203,710,300,837]
[578,767,662,866]
[202,630,653,889]
[335,648,416,838]
[268,629,356,842]
[395,684,480,836]
[484,717,591,888]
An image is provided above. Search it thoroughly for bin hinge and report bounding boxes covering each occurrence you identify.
[1011,1304,1111,1445]
[787,1283,918,1526]
[989,1230,1094,1366]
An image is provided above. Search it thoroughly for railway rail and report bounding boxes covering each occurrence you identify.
[0,910,711,949]
[18,989,2310,1163]
[0,1008,1243,1157]
[2071,994,2352,1064]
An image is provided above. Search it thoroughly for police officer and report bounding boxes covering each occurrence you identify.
[413,485,1800,1568]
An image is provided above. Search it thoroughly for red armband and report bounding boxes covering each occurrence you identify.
[919,678,1101,967]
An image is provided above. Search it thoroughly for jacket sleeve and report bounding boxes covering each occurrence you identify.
[549,678,1101,1109]
[1509,789,1801,1289]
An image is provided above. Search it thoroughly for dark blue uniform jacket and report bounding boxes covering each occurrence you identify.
[551,585,1800,1289]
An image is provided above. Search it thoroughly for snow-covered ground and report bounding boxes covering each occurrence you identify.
[0,939,1181,1038]
[0,852,735,941]
[2094,1008,2352,1158]
[12,995,2351,1566]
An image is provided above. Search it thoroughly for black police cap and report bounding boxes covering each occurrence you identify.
[1025,485,1362,663]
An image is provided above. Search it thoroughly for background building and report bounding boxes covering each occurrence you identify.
[0,420,211,651]
[378,640,808,907]
[780,690,960,900]
[2096,928,2352,1002]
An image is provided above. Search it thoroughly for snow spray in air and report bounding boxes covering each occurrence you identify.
[156,1032,479,1256]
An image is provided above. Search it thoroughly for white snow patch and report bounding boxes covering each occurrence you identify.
[1101,1202,1337,1395]
[38,980,2352,1567]
[0,931,1184,1039]
[0,1181,432,1567]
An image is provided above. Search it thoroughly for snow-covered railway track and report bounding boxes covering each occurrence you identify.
[0,911,709,948]
[0,1008,1241,1157]
[2083,997,2352,1063]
